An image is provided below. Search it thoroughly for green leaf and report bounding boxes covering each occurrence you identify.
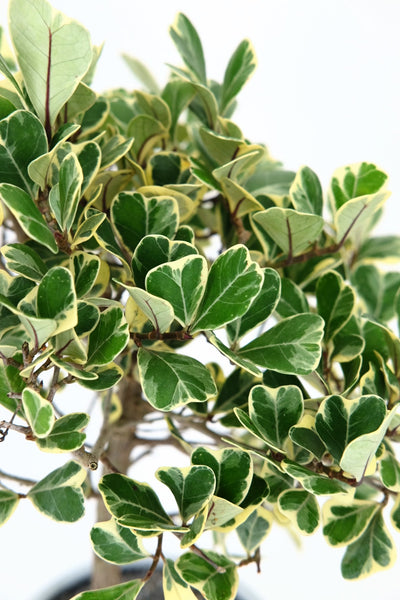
[176,551,238,600]
[280,460,352,495]
[87,306,129,367]
[100,135,134,170]
[335,191,390,247]
[111,192,178,253]
[289,421,326,460]
[169,13,206,84]
[275,278,309,319]
[322,498,379,547]
[71,252,101,298]
[380,451,400,492]
[93,215,130,272]
[205,331,261,377]
[0,489,20,526]
[252,207,324,256]
[220,39,256,114]
[316,270,355,342]
[132,234,198,289]
[290,165,323,216]
[341,511,396,580]
[1,243,47,282]
[138,348,217,411]
[49,153,83,232]
[248,384,303,452]
[278,489,320,535]
[213,368,257,414]
[227,267,281,343]
[0,184,58,253]
[352,264,400,323]
[36,413,89,453]
[72,210,106,247]
[330,162,388,210]
[162,79,195,138]
[128,114,167,164]
[191,447,252,505]
[239,313,324,375]
[315,394,388,478]
[163,558,198,600]
[146,256,207,327]
[120,283,175,333]
[98,473,178,531]
[79,363,124,391]
[9,0,92,128]
[70,580,143,600]
[22,387,54,438]
[37,266,78,335]
[358,235,400,262]
[0,109,47,196]
[156,465,216,522]
[191,245,263,333]
[237,506,272,554]
[90,519,148,565]
[122,53,160,94]
[27,461,86,522]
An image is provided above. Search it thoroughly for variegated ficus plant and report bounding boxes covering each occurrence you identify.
[1,1,400,598]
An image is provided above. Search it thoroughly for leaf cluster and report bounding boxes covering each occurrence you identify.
[1,1,400,598]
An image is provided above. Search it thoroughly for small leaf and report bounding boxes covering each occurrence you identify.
[36,413,89,452]
[169,13,206,84]
[237,506,272,554]
[22,387,54,438]
[98,473,178,531]
[380,451,400,492]
[335,191,390,247]
[316,270,355,342]
[239,313,324,375]
[122,53,160,94]
[0,490,20,526]
[156,465,216,522]
[49,153,83,232]
[248,385,303,452]
[275,278,309,319]
[138,348,217,411]
[90,520,148,565]
[191,245,263,333]
[27,461,86,522]
[87,306,129,367]
[281,460,352,495]
[0,184,58,253]
[163,558,198,600]
[70,580,143,600]
[278,489,320,535]
[37,266,78,335]
[176,551,239,600]
[220,39,256,114]
[121,283,175,333]
[330,162,388,210]
[1,243,47,282]
[341,511,396,580]
[111,191,178,253]
[290,165,323,216]
[205,331,261,377]
[79,363,124,391]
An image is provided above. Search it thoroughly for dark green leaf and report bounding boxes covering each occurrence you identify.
[278,489,320,535]
[330,162,388,210]
[37,266,78,335]
[169,13,206,84]
[323,498,379,547]
[176,551,238,600]
[36,413,89,452]
[290,165,323,216]
[87,307,129,366]
[90,519,148,565]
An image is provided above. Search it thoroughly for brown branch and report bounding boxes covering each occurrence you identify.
[142,534,163,583]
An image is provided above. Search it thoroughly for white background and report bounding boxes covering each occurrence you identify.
[1,1,400,599]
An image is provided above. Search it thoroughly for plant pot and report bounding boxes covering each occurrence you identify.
[44,566,249,600]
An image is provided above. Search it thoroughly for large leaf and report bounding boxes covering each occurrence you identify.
[70,581,143,600]
[27,461,86,522]
[156,465,216,522]
[22,387,54,439]
[176,551,238,600]
[98,473,178,531]
[87,306,129,367]
[220,39,256,114]
[37,267,77,335]
[90,520,148,565]
[341,511,396,580]
[0,184,58,253]
[252,207,324,256]
[248,384,303,452]
[191,245,263,332]
[0,109,47,196]
[239,313,324,375]
[9,0,92,129]
[137,348,217,411]
[322,497,379,547]
[169,13,206,84]
[111,192,178,253]
[146,255,208,327]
